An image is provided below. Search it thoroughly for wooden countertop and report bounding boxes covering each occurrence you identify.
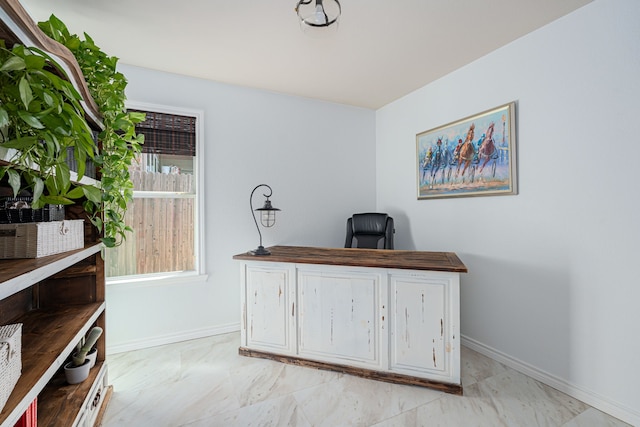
[233,245,467,273]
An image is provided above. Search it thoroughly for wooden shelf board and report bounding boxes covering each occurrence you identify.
[0,244,103,301]
[49,264,98,279]
[37,362,106,427]
[0,155,99,187]
[0,302,105,427]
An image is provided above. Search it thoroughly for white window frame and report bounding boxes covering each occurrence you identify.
[106,101,206,286]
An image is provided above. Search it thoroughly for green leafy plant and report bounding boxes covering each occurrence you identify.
[38,15,145,247]
[0,41,99,207]
[1,15,143,247]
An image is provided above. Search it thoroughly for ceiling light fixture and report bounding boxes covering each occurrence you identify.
[295,0,341,28]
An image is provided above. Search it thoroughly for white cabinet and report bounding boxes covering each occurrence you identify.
[235,246,467,393]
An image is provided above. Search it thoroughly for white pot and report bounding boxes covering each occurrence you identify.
[64,359,91,384]
[72,347,97,369]
[86,348,97,369]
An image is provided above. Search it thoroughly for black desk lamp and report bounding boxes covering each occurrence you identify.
[249,184,280,255]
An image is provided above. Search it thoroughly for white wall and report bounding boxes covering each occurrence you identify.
[106,66,376,352]
[376,0,639,423]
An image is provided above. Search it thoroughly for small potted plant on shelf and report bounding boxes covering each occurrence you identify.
[63,326,102,384]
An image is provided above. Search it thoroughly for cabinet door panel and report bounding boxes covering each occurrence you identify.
[389,272,459,382]
[245,265,294,353]
[298,269,380,366]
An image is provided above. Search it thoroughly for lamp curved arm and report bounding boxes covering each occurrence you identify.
[250,184,273,249]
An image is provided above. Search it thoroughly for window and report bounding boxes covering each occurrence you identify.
[105,105,203,281]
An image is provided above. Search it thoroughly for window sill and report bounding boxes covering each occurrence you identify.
[106,272,208,289]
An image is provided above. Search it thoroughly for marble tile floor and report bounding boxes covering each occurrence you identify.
[101,332,630,427]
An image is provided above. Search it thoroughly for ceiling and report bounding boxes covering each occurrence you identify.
[21,0,592,110]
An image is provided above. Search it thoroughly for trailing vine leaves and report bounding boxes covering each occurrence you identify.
[0,41,98,208]
[0,15,143,248]
[38,15,145,248]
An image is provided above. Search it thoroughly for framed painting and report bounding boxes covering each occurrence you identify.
[416,102,517,199]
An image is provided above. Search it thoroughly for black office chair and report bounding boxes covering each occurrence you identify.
[344,213,394,249]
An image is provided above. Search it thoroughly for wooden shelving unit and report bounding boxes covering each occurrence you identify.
[0,245,108,426]
[0,1,109,426]
[0,299,104,422]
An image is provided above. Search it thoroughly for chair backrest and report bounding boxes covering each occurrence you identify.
[344,213,394,249]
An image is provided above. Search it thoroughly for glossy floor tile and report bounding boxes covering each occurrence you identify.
[102,332,630,427]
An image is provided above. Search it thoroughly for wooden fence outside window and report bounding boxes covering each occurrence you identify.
[105,169,195,277]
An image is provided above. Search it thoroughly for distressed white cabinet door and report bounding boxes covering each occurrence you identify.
[297,267,384,369]
[242,263,296,354]
[389,271,460,384]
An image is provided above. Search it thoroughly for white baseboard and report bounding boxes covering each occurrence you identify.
[106,322,241,355]
[461,335,639,426]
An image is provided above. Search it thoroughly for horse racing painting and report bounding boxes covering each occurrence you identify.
[416,102,517,199]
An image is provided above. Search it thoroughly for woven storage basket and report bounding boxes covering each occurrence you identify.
[0,220,84,259]
[0,323,22,413]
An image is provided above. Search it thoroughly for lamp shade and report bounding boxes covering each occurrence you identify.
[255,199,280,227]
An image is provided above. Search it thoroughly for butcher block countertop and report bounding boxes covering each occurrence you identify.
[233,245,467,273]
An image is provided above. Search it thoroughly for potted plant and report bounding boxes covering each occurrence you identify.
[0,14,144,247]
[63,326,102,384]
